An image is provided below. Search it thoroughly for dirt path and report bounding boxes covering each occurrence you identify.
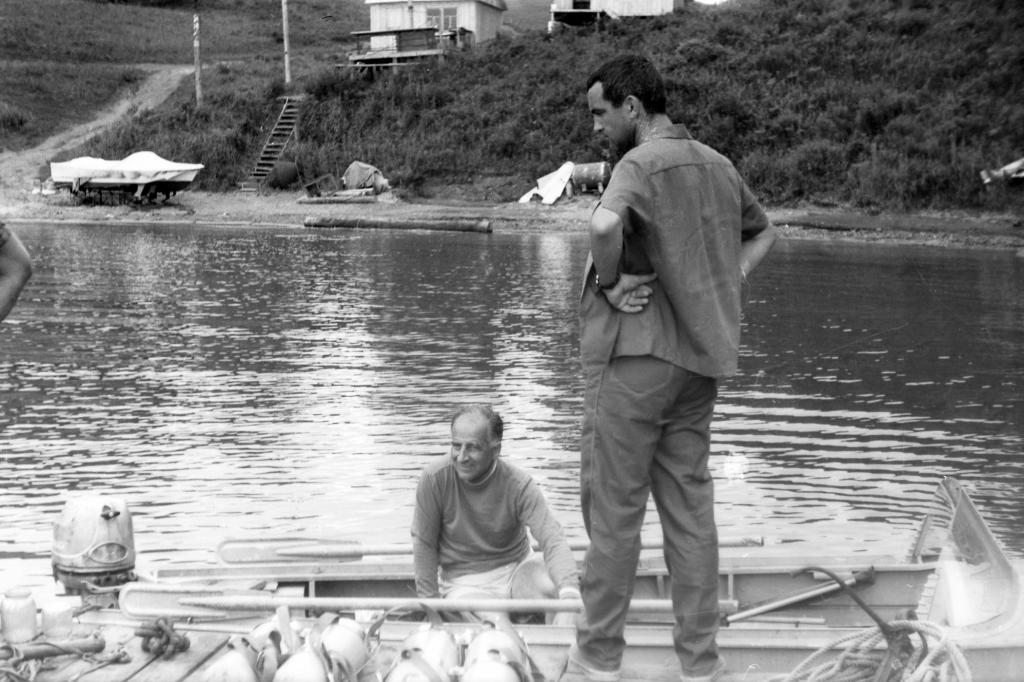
[0,64,192,191]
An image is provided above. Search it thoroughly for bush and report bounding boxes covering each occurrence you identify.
[0,101,28,134]
[674,38,730,68]
[790,140,847,190]
[893,10,930,37]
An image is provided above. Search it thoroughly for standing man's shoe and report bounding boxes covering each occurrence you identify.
[560,644,621,682]
[680,657,727,682]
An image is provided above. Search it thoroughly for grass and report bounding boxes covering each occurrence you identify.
[3,0,1023,211]
[1,64,146,153]
[73,61,293,191]
[0,0,366,152]
[0,0,368,64]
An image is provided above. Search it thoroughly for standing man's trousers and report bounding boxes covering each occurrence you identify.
[577,354,721,675]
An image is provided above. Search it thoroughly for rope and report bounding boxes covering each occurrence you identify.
[774,619,972,682]
[137,618,191,659]
[1,640,129,682]
[66,648,132,682]
[0,659,37,682]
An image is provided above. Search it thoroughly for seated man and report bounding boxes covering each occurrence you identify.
[411,404,580,623]
[0,223,32,322]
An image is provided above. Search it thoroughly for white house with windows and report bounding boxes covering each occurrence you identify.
[549,0,682,28]
[361,0,507,51]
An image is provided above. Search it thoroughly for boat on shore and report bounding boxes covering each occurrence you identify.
[49,151,203,202]
[7,478,1021,681]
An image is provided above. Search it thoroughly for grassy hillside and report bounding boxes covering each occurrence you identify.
[0,0,365,152]
[0,0,367,64]
[294,0,1024,209]
[3,0,1022,211]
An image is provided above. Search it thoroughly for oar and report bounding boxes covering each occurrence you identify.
[179,595,740,616]
[724,567,875,625]
[119,582,270,620]
[218,536,764,564]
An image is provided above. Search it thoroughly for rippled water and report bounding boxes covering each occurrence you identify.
[1,221,1021,597]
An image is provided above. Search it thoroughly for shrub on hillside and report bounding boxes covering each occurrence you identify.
[0,102,28,134]
[788,140,848,196]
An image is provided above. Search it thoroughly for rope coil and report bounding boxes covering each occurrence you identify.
[777,619,972,682]
[136,618,191,659]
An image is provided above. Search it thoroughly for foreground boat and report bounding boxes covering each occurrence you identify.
[9,478,1022,681]
[49,151,203,202]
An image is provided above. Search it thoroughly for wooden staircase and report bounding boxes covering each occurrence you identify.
[239,95,304,193]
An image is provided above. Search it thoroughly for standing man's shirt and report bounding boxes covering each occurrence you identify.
[581,125,771,378]
[411,457,578,598]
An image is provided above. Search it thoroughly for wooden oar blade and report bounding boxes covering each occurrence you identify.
[217,537,367,564]
[276,543,411,559]
[119,582,267,620]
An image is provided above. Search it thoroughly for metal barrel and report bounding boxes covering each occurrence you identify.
[571,162,611,191]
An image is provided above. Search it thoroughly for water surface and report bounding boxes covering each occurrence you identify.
[1,221,1021,596]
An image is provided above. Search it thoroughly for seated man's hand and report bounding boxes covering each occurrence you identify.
[551,586,581,627]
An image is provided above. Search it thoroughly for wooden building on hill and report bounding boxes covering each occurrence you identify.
[349,0,507,69]
[549,0,683,28]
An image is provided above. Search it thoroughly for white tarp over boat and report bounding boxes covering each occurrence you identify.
[50,151,203,192]
[980,156,1024,184]
[519,161,575,205]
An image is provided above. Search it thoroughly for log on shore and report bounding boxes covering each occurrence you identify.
[297,195,378,204]
[303,215,492,233]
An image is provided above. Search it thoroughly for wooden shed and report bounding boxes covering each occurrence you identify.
[349,26,444,67]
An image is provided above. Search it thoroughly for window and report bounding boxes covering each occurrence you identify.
[426,6,458,30]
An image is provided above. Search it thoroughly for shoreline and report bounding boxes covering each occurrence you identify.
[2,187,1023,252]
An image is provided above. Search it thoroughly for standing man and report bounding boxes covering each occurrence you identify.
[412,404,580,623]
[567,54,777,682]
[0,223,32,322]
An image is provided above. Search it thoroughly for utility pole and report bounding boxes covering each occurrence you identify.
[193,0,203,107]
[281,0,292,86]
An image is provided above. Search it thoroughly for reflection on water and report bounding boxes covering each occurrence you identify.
[1,222,1022,595]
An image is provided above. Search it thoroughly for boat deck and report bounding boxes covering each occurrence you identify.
[34,614,796,682]
[27,563,1024,682]
[19,480,1024,682]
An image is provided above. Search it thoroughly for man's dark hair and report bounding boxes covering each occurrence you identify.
[451,404,504,442]
[587,53,667,115]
